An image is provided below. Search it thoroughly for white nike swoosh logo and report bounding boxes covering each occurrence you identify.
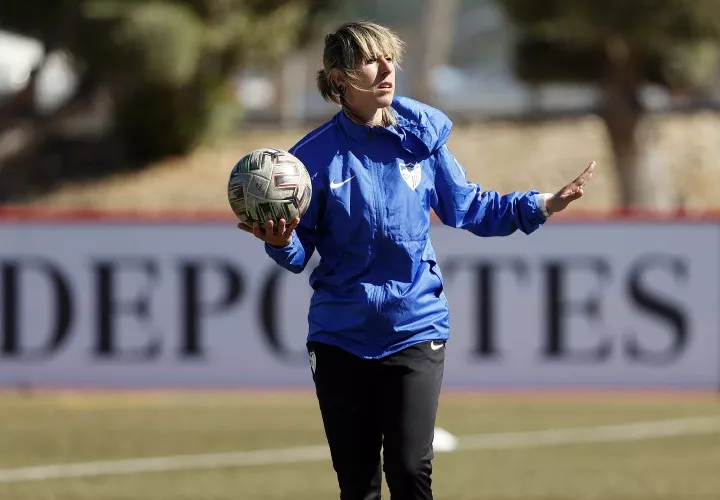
[430,341,444,351]
[330,176,355,189]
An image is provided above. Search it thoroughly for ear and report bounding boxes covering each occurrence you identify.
[330,68,346,88]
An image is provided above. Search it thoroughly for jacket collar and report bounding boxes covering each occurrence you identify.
[335,108,392,141]
[335,107,431,157]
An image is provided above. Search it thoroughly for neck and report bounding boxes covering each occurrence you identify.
[344,105,383,127]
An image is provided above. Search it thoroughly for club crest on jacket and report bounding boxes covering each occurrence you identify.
[399,162,422,190]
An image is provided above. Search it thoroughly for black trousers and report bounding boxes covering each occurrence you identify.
[308,340,445,500]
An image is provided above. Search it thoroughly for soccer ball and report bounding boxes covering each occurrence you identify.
[228,148,312,226]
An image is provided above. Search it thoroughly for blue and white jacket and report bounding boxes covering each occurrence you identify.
[265,97,549,359]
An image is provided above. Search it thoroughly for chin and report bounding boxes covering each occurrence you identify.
[377,93,395,107]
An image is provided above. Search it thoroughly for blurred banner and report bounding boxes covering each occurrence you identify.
[0,218,718,389]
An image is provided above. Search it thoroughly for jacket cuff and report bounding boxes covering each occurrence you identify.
[535,193,554,217]
[264,235,294,257]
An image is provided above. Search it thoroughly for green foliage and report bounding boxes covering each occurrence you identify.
[0,0,334,160]
[501,0,720,46]
[0,1,70,41]
[499,0,720,90]
[105,3,205,87]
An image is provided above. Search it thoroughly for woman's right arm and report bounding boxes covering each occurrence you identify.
[238,155,323,274]
[262,215,318,274]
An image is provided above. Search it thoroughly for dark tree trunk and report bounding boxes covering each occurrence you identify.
[599,37,674,212]
[413,0,460,105]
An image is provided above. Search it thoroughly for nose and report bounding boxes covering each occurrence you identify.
[379,57,393,76]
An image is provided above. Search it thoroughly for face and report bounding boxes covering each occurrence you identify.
[336,54,395,122]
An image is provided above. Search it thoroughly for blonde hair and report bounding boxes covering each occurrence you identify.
[317,21,404,127]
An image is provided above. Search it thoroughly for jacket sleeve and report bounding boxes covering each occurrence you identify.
[263,218,317,274]
[431,145,548,237]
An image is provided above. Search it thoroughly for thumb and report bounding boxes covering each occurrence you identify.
[566,189,583,201]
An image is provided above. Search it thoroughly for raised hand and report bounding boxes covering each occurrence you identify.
[237,218,300,248]
[545,161,596,215]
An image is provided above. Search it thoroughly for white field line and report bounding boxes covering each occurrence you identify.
[0,446,331,484]
[455,415,720,450]
[1,416,719,484]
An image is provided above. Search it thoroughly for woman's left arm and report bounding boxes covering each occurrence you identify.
[431,144,595,237]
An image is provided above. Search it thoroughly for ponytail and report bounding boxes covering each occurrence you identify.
[316,68,343,105]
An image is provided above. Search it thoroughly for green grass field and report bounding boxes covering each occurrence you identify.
[0,390,719,500]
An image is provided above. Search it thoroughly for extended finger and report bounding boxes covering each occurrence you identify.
[573,161,596,186]
[277,218,287,235]
[285,217,300,235]
[237,223,254,234]
[252,222,264,240]
[265,219,275,236]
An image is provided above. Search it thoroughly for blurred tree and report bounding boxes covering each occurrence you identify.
[498,0,720,210]
[413,0,461,105]
[0,0,334,177]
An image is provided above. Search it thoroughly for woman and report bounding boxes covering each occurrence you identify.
[239,20,595,500]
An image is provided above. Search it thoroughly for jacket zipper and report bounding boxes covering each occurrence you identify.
[369,157,385,312]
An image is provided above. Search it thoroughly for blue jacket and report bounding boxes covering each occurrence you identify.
[265,97,548,359]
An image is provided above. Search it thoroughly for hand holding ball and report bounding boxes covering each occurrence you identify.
[228,148,312,227]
